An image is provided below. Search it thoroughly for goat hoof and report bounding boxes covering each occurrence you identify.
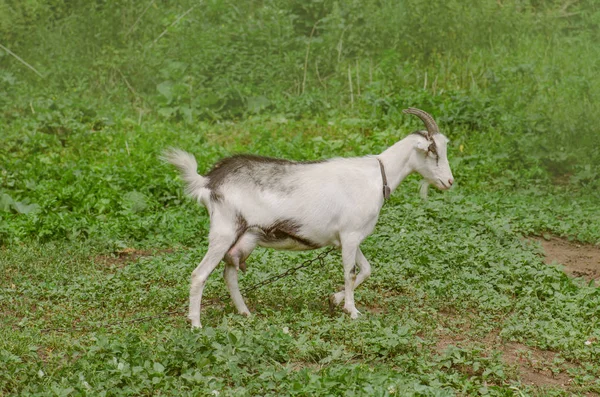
[343,305,361,319]
[189,316,202,329]
[328,295,336,315]
[331,291,344,306]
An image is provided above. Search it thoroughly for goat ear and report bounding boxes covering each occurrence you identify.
[415,140,429,152]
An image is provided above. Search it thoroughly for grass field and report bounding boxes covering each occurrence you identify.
[1,1,600,395]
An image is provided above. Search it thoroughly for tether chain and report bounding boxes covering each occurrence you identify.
[40,247,335,333]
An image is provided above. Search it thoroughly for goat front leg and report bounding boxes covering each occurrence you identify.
[339,238,362,319]
[331,247,372,308]
[189,233,234,328]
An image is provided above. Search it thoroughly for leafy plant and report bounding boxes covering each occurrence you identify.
[1,1,599,395]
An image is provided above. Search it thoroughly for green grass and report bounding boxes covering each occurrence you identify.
[2,0,600,395]
[1,118,599,396]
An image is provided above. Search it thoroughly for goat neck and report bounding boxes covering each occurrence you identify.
[377,135,419,192]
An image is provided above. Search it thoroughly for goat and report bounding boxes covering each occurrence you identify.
[164,108,454,328]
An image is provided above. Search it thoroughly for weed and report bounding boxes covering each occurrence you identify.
[1,1,600,395]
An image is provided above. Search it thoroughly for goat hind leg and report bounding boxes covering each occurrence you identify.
[223,261,251,316]
[189,236,234,328]
[223,232,256,316]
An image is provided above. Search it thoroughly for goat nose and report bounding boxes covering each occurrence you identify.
[448,178,454,186]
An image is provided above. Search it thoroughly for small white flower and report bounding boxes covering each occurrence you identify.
[387,385,397,394]
[282,327,289,334]
[37,370,44,378]
[584,340,592,346]
[211,391,220,396]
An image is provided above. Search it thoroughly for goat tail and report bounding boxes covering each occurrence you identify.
[162,148,208,201]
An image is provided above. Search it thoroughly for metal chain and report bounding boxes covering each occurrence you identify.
[40,247,335,333]
[236,247,335,298]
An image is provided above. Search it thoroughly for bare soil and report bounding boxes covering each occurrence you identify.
[434,312,598,394]
[501,341,575,388]
[436,333,573,387]
[533,236,600,285]
[94,247,174,268]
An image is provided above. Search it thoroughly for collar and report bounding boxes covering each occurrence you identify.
[377,158,391,200]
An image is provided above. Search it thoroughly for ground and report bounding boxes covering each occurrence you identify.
[87,236,600,395]
[534,237,600,286]
[431,236,600,395]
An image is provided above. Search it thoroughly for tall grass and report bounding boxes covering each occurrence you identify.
[1,0,599,177]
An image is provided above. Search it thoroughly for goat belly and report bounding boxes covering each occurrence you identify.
[255,227,319,251]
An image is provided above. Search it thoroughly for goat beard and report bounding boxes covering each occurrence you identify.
[419,180,430,200]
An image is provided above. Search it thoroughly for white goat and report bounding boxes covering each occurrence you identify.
[164,108,454,328]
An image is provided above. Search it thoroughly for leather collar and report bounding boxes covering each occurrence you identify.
[377,158,391,200]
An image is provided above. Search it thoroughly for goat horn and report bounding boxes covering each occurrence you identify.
[402,108,439,138]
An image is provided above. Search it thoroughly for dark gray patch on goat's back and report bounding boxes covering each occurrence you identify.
[258,219,320,249]
[206,155,290,189]
[206,154,326,196]
[210,190,223,202]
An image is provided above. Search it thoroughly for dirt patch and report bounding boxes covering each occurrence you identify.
[501,341,572,388]
[289,361,322,372]
[434,312,590,391]
[36,346,53,363]
[532,236,600,285]
[365,306,385,314]
[94,247,173,268]
[435,330,576,389]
